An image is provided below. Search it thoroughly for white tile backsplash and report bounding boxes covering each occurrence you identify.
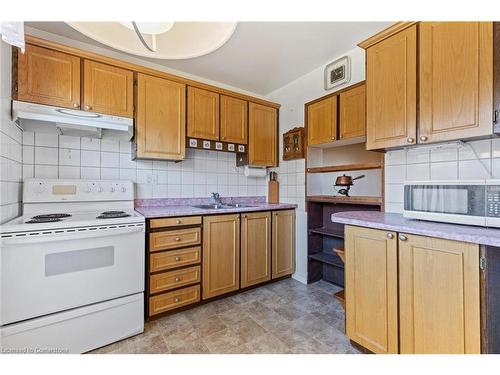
[81,150,100,167]
[22,132,267,200]
[35,147,58,165]
[385,139,500,213]
[35,133,58,148]
[81,137,101,151]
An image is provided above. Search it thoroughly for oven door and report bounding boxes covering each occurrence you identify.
[403,182,486,226]
[1,225,145,325]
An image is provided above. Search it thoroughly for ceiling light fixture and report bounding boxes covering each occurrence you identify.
[119,22,174,52]
[67,22,237,60]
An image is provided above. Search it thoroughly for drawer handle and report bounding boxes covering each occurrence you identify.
[174,297,180,303]
[176,220,182,224]
[175,256,181,261]
[175,237,181,241]
[175,277,181,282]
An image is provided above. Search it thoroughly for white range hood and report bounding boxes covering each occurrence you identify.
[12,101,134,139]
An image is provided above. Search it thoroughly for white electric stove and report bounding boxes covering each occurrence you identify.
[0,178,145,354]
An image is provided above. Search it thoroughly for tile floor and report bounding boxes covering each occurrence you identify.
[90,278,361,354]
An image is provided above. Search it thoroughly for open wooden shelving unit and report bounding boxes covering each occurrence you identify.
[306,161,383,174]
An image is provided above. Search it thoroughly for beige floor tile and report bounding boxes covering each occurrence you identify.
[91,279,358,355]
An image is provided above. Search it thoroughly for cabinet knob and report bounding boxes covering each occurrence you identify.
[73,103,79,108]
[176,220,182,224]
[386,233,394,239]
[175,277,181,282]
[175,256,181,261]
[174,297,180,303]
[407,137,414,144]
[175,237,181,241]
[419,135,428,142]
[85,105,92,111]
[399,234,408,241]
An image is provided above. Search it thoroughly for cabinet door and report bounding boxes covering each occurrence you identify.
[340,84,366,140]
[83,60,134,117]
[271,210,295,278]
[366,25,417,150]
[202,214,240,299]
[419,22,493,144]
[344,225,398,354]
[241,211,271,288]
[135,73,186,160]
[248,103,277,167]
[399,233,480,354]
[220,95,248,144]
[16,44,81,109]
[307,96,337,145]
[187,87,220,140]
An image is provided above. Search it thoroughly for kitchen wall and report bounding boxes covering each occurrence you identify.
[385,138,500,213]
[267,46,368,284]
[0,41,23,223]
[21,132,267,199]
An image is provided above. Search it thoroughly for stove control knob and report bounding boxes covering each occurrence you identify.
[34,185,44,194]
[98,186,103,192]
[110,187,115,193]
[86,186,92,193]
[121,187,126,193]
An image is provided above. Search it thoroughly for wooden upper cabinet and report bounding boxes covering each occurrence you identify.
[202,214,240,299]
[220,95,248,144]
[15,44,81,109]
[187,87,220,140]
[272,210,295,279]
[241,211,271,288]
[419,22,493,144]
[307,96,337,145]
[339,83,366,139]
[345,225,399,354]
[398,233,480,354]
[365,24,417,150]
[248,103,277,167]
[135,74,186,160]
[83,60,134,118]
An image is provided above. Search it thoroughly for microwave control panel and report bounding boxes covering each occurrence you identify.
[487,186,500,217]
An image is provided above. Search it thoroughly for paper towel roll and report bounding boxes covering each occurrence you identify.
[244,166,267,178]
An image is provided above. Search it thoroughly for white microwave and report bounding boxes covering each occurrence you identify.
[403,180,500,227]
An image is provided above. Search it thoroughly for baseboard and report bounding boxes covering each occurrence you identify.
[292,273,307,284]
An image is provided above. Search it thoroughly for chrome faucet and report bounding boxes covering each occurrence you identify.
[210,192,222,206]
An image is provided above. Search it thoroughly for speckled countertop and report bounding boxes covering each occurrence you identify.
[331,211,500,247]
[135,196,297,219]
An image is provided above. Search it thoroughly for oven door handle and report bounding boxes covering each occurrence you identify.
[1,224,145,246]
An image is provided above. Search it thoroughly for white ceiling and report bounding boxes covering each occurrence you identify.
[25,22,391,95]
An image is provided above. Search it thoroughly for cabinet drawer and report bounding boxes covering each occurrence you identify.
[150,216,202,229]
[149,227,201,252]
[150,265,201,294]
[149,285,200,316]
[150,246,201,272]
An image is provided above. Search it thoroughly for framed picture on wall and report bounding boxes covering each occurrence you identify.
[324,55,351,90]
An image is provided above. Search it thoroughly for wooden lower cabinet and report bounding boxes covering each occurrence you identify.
[345,225,399,354]
[241,211,272,288]
[345,225,481,354]
[202,214,240,299]
[149,285,201,316]
[398,233,480,354]
[272,210,295,278]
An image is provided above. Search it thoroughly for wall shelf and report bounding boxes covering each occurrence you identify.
[309,227,345,239]
[306,195,383,206]
[309,251,344,267]
[306,161,383,173]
